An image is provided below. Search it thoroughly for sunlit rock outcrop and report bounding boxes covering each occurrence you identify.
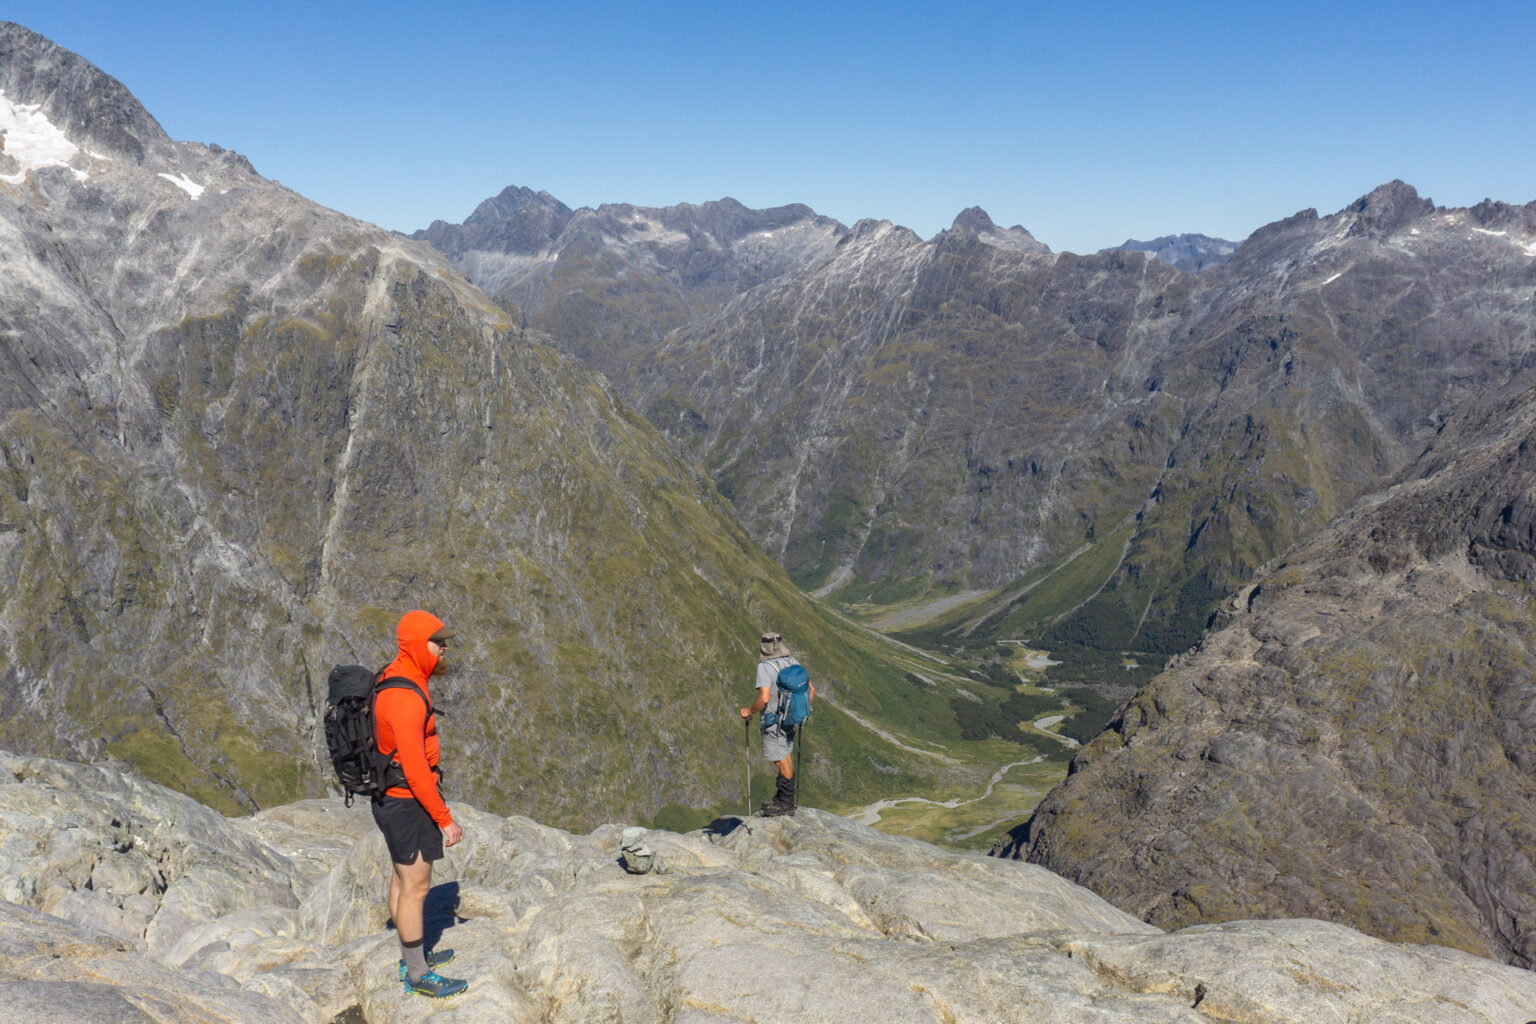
[4,750,1533,1023]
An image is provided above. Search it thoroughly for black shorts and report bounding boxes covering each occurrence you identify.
[371,794,444,864]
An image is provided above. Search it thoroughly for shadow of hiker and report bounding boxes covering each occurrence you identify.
[702,815,749,844]
[422,880,462,950]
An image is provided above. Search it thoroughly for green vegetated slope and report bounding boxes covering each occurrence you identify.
[0,23,1034,835]
[0,222,983,831]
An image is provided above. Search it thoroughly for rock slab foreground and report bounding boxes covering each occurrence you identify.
[1,750,1533,1023]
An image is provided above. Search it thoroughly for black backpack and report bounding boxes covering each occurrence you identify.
[323,664,434,806]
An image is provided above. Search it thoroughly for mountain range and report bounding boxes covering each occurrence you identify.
[421,176,1536,672]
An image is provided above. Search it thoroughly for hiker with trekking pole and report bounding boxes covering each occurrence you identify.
[738,631,814,816]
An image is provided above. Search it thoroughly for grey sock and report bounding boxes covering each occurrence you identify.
[401,938,429,983]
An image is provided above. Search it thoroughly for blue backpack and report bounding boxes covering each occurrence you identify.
[765,662,812,729]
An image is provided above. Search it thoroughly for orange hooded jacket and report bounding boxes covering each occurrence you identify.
[374,609,453,828]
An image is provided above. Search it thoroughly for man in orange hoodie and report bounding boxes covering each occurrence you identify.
[372,609,467,999]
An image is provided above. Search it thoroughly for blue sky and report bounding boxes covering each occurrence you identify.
[8,1,1534,253]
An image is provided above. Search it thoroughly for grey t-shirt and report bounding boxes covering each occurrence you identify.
[756,656,800,729]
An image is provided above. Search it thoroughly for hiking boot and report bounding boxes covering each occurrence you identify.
[403,970,468,999]
[398,947,455,981]
[760,774,796,816]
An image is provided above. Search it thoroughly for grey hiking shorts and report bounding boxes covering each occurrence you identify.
[762,722,798,762]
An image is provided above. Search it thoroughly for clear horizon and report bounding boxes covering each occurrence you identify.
[7,2,1534,254]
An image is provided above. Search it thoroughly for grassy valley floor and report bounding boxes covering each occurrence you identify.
[812,558,1158,851]
[812,646,1112,852]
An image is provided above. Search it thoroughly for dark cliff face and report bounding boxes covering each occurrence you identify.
[1002,382,1536,967]
[0,23,952,829]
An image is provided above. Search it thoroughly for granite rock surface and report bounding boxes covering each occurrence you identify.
[4,749,1533,1024]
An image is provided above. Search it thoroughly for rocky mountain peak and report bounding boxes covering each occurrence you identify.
[943,205,1051,253]
[467,184,572,229]
[841,216,922,248]
[1468,195,1536,232]
[950,205,998,233]
[1346,179,1435,238]
[1107,233,1237,272]
[413,184,575,258]
[0,21,175,167]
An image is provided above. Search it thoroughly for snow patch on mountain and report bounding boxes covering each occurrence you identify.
[617,214,690,248]
[0,90,86,183]
[157,172,205,199]
[458,248,559,296]
[1468,226,1536,259]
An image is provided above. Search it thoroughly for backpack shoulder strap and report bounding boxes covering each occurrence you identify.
[375,676,435,717]
[371,677,444,786]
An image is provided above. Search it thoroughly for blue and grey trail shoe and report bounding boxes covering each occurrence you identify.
[403,970,468,999]
[398,948,455,981]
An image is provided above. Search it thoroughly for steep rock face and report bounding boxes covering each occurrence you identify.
[629,182,1536,659]
[0,22,951,828]
[1002,382,1536,967]
[0,21,179,167]
[5,749,1534,1024]
[412,188,847,378]
[637,222,1191,608]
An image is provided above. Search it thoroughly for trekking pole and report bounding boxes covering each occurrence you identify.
[743,715,752,820]
[798,714,807,812]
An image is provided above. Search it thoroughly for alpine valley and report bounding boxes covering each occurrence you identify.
[6,16,1536,1013]
[418,123,1536,970]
